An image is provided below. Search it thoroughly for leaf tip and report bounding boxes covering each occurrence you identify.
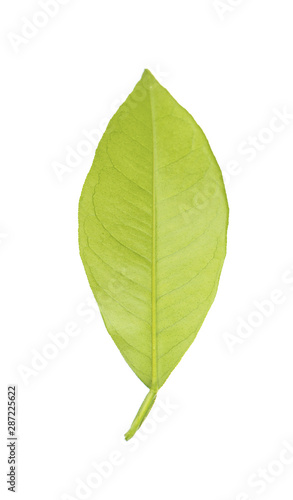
[142,68,153,77]
[141,68,157,89]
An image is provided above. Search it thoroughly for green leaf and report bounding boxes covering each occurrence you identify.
[78,69,229,439]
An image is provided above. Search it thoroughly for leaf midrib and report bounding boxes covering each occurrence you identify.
[149,83,158,391]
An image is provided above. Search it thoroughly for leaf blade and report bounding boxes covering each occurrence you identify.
[78,69,229,438]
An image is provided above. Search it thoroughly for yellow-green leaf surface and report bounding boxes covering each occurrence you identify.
[78,70,229,439]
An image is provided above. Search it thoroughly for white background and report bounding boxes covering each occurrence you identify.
[1,1,293,499]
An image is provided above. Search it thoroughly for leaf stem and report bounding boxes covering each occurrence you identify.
[124,388,157,441]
